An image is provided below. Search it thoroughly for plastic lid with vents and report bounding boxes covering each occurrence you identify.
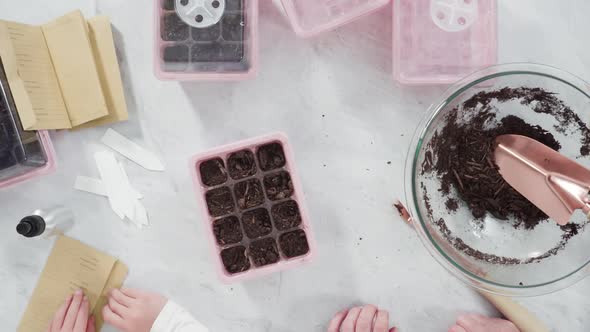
[393,0,497,85]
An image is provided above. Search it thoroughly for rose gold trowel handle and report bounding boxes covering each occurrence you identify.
[480,292,550,332]
[393,201,550,332]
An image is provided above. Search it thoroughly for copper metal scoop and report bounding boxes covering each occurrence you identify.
[494,134,590,226]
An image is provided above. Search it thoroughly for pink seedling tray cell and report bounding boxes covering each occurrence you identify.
[154,0,259,81]
[190,133,316,283]
[280,0,390,38]
[0,131,57,190]
[393,0,497,85]
[0,61,57,190]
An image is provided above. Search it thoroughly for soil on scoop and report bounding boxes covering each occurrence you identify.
[213,216,243,246]
[200,158,228,187]
[271,200,302,231]
[264,171,294,201]
[228,150,257,180]
[429,112,561,229]
[241,208,272,239]
[257,143,286,171]
[161,13,189,41]
[221,245,250,274]
[279,229,310,258]
[249,237,280,267]
[205,186,235,217]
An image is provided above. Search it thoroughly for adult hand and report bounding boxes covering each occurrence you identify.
[47,289,94,332]
[102,288,167,332]
[449,314,520,332]
[328,305,398,332]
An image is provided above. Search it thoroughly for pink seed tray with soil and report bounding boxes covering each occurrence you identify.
[0,62,56,190]
[190,133,316,283]
[154,0,258,81]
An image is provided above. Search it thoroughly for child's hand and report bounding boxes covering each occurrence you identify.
[47,289,95,332]
[102,288,167,332]
[449,314,520,332]
[328,305,398,332]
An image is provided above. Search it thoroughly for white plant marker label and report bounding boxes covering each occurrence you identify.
[75,176,107,196]
[94,151,127,219]
[75,175,143,200]
[101,128,165,172]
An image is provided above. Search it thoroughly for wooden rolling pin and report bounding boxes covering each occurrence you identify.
[479,292,549,332]
[393,202,550,332]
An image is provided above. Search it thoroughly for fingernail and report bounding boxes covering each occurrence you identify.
[75,289,83,295]
[83,295,88,302]
[66,294,73,301]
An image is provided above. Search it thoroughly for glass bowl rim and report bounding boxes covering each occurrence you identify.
[404,62,590,296]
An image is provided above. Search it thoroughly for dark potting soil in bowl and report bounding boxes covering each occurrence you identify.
[430,113,561,229]
[422,87,589,264]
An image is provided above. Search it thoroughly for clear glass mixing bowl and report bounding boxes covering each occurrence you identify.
[405,63,590,296]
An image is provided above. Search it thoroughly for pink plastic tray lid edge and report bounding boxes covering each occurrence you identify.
[153,0,259,81]
[0,130,57,189]
[189,132,317,283]
[391,0,498,85]
[281,0,390,38]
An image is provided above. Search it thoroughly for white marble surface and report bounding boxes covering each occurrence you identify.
[1,0,589,331]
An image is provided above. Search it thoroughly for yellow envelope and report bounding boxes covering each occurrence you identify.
[17,236,128,332]
[0,10,128,130]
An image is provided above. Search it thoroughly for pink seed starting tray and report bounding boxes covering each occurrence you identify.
[393,0,497,85]
[0,62,56,190]
[280,0,390,38]
[190,133,316,282]
[154,0,259,81]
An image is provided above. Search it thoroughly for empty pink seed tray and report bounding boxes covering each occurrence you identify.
[0,64,56,190]
[393,0,497,84]
[280,0,389,38]
[190,133,316,282]
[154,0,259,80]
